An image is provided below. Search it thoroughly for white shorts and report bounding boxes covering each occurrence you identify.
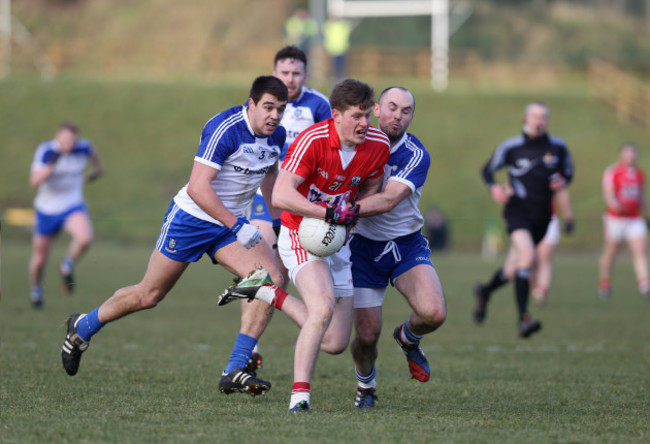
[604,215,647,243]
[353,287,387,309]
[541,216,560,246]
[277,226,354,298]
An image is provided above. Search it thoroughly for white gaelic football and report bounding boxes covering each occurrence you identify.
[298,217,347,257]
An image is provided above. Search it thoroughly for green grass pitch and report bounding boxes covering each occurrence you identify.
[0,241,647,443]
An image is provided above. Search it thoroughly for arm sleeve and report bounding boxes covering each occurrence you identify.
[195,122,237,169]
[282,137,316,179]
[388,147,430,192]
[481,154,499,186]
[560,144,574,185]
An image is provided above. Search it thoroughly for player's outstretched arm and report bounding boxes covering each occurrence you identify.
[357,179,411,217]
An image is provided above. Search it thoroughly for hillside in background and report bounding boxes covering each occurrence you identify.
[8,0,650,81]
[11,0,293,79]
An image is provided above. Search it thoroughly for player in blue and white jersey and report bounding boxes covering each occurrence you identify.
[61,77,288,396]
[348,87,447,408]
[249,46,330,249]
[245,45,331,370]
[29,122,103,307]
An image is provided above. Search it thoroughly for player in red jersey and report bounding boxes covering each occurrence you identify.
[599,143,649,298]
[219,79,389,413]
[276,79,389,413]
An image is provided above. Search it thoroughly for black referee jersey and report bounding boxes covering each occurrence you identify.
[481,132,574,222]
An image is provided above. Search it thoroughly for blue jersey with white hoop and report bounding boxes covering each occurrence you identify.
[173,105,286,225]
[354,132,430,240]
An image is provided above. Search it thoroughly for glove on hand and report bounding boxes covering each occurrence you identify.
[324,191,360,225]
[230,219,263,249]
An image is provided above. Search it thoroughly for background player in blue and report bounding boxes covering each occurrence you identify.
[474,102,573,338]
[246,45,331,369]
[29,122,103,307]
[60,76,288,397]
[348,87,447,408]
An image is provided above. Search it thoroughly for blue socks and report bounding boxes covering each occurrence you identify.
[76,307,105,342]
[224,333,258,373]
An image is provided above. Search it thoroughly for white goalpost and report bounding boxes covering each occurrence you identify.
[327,0,450,90]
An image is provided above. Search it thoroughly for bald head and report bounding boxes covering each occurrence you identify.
[523,102,549,138]
[374,87,415,145]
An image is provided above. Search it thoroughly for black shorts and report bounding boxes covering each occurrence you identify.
[505,215,551,245]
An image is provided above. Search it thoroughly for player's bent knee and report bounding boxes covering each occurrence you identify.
[310,302,336,328]
[138,288,167,309]
[418,307,447,329]
[321,336,350,354]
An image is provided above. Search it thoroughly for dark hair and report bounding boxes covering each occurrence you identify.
[249,76,288,104]
[274,45,308,69]
[58,121,79,134]
[329,79,374,113]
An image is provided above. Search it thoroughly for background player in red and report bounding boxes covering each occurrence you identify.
[599,143,649,298]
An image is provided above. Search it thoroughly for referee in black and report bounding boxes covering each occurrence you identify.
[474,102,574,338]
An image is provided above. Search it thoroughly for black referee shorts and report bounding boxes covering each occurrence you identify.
[504,212,550,245]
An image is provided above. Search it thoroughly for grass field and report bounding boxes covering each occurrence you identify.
[0,240,648,443]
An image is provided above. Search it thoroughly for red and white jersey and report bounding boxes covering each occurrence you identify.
[603,162,646,217]
[281,118,390,230]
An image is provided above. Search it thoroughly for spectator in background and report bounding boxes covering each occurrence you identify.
[599,143,649,299]
[29,122,103,308]
[284,9,318,53]
[324,15,353,82]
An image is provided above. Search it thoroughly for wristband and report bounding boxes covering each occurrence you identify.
[230,219,244,235]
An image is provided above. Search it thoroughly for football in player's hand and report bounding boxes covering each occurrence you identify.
[298,217,347,257]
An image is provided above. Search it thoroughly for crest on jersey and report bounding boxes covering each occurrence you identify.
[349,176,362,187]
[294,108,303,118]
[543,152,558,168]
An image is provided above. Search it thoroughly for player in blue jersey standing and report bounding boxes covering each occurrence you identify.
[244,45,331,371]
[29,122,103,307]
[60,76,288,396]
[347,87,447,408]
